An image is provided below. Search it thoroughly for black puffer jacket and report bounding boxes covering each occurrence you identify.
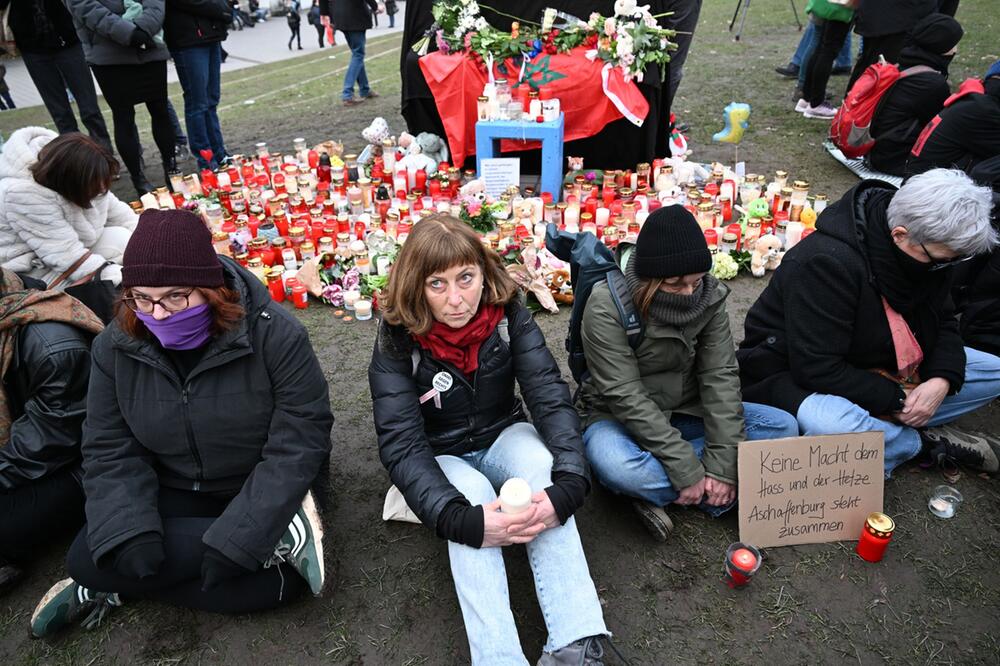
[163,0,231,50]
[0,0,81,53]
[738,180,966,417]
[369,301,589,536]
[0,277,94,490]
[82,258,334,569]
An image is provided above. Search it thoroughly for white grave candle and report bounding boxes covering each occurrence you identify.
[499,478,532,514]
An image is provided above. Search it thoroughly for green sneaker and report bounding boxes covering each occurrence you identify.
[267,491,325,596]
[30,578,122,638]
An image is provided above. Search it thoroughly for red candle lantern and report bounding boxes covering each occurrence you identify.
[723,543,762,588]
[246,215,260,239]
[428,179,441,196]
[856,512,895,563]
[703,182,720,199]
[291,284,309,309]
[267,270,285,303]
[719,196,733,222]
[704,228,718,247]
[354,220,366,240]
[272,173,286,195]
[171,192,186,208]
[415,168,428,193]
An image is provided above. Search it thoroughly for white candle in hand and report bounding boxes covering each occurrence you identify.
[499,478,532,515]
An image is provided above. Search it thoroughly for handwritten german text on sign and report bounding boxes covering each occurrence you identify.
[738,433,884,548]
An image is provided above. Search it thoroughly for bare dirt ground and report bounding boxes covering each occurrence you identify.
[1,1,998,664]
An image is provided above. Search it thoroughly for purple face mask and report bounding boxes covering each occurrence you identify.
[135,303,214,350]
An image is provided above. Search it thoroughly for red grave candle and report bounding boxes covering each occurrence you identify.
[723,542,762,588]
[291,284,308,309]
[856,513,894,563]
[704,228,718,247]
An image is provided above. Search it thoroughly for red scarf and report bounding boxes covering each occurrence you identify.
[414,304,505,376]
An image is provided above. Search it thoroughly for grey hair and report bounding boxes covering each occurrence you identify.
[887,168,998,256]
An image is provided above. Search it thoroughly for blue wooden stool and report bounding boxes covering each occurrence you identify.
[475,113,565,201]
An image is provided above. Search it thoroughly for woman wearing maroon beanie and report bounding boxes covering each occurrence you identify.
[30,209,334,637]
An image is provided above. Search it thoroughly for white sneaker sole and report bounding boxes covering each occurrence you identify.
[300,490,325,592]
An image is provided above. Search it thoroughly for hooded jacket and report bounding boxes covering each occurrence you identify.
[578,278,745,488]
[737,180,967,418]
[907,78,1000,177]
[0,0,81,53]
[0,276,94,490]
[0,127,137,287]
[162,0,230,50]
[369,301,588,538]
[867,14,961,176]
[82,258,334,569]
[64,0,170,65]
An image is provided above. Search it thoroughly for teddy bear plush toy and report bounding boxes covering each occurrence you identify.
[359,117,391,166]
[750,234,784,277]
[546,269,574,304]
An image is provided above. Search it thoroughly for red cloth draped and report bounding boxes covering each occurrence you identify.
[419,47,650,167]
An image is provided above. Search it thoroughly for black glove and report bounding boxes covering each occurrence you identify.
[129,27,156,50]
[111,532,165,579]
[201,548,254,591]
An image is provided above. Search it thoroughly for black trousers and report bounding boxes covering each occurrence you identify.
[847,32,908,91]
[802,19,852,107]
[315,24,325,47]
[662,0,704,103]
[288,25,302,49]
[0,469,85,564]
[66,487,306,614]
[21,45,112,151]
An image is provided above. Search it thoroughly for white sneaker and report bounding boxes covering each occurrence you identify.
[803,102,837,119]
[794,98,809,113]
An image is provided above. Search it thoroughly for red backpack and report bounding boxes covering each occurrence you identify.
[830,60,937,158]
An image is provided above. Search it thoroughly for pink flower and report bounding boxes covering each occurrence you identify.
[435,30,450,54]
[322,283,343,306]
[342,269,361,292]
[464,32,476,49]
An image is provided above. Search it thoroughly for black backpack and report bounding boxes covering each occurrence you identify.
[544,223,643,390]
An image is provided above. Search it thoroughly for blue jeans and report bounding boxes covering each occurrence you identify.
[437,423,608,665]
[583,403,800,517]
[342,30,370,100]
[796,347,1000,477]
[793,21,852,88]
[171,43,227,170]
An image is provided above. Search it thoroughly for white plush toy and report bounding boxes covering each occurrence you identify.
[359,117,390,165]
[751,234,784,277]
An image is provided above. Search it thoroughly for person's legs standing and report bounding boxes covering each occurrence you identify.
[107,99,146,190]
[171,46,213,169]
[797,22,819,92]
[165,99,187,150]
[316,24,325,47]
[295,24,302,48]
[204,43,228,163]
[22,51,80,134]
[790,22,817,69]
[436,454,527,666]
[389,11,394,28]
[834,31,852,70]
[796,393,922,476]
[664,0,704,102]
[476,423,608,654]
[341,30,365,101]
[803,19,850,111]
[144,97,178,171]
[55,45,112,151]
[0,91,15,109]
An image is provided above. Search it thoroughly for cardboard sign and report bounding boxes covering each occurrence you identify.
[481,158,520,198]
[738,432,884,548]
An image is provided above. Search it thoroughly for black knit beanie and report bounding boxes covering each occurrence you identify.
[122,209,224,288]
[908,13,963,55]
[633,205,712,278]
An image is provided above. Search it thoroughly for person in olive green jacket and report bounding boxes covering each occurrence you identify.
[579,206,798,541]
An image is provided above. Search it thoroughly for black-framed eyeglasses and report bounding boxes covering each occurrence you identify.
[920,243,973,271]
[123,289,195,314]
